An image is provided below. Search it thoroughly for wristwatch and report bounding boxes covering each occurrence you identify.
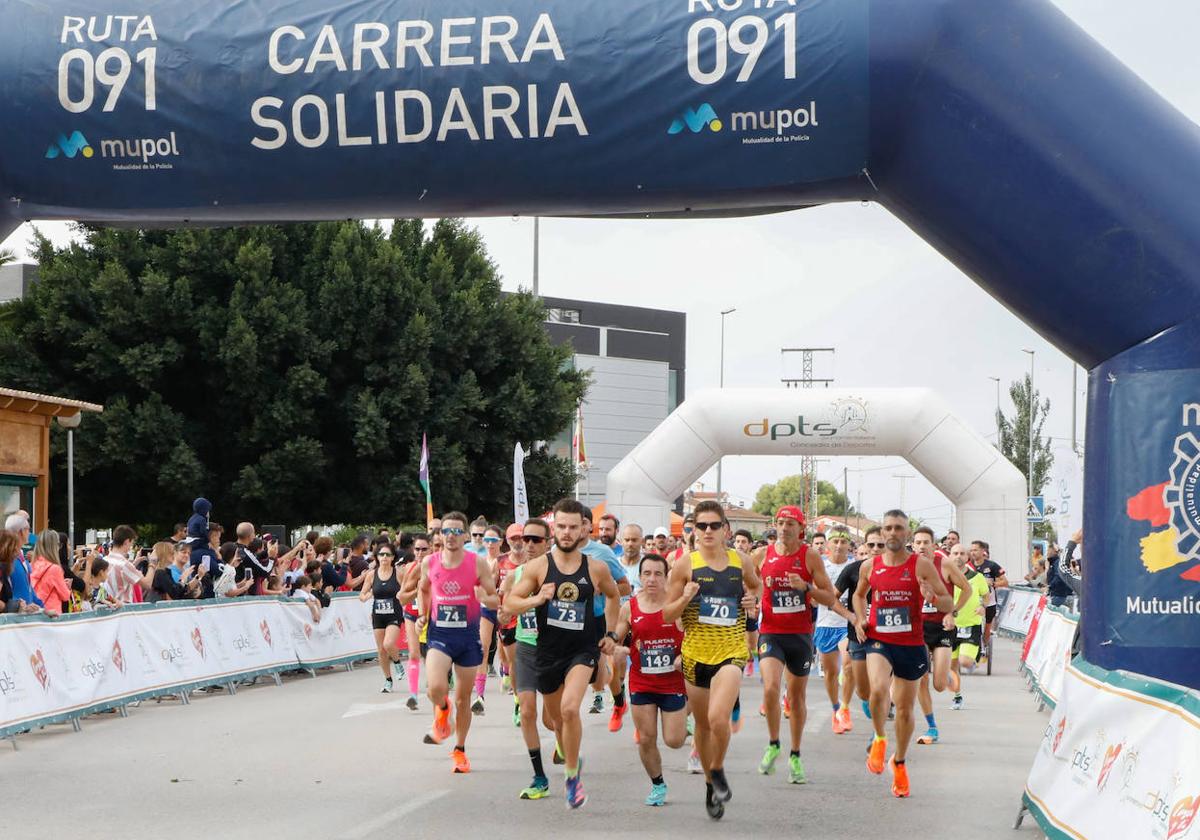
[604,631,619,642]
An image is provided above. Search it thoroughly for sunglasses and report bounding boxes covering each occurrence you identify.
[471,533,485,539]
[866,542,884,548]
[377,551,394,558]
[413,545,430,552]
[442,527,465,536]
[483,536,502,544]
[693,521,724,532]
[521,535,547,544]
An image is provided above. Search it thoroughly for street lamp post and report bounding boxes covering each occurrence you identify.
[55,412,82,548]
[989,376,1001,448]
[1022,350,1035,499]
[716,307,736,498]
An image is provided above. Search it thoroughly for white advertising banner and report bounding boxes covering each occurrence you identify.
[1024,661,1200,840]
[0,595,374,737]
[1023,607,1078,706]
[999,586,1046,636]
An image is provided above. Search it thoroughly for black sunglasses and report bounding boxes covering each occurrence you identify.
[521,535,547,544]
[377,551,394,558]
[693,521,724,532]
[471,532,485,538]
[865,542,884,548]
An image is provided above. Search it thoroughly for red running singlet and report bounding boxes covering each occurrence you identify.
[758,543,813,635]
[867,553,925,647]
[628,597,686,696]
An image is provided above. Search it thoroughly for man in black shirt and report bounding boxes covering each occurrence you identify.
[836,526,883,722]
[968,540,1007,648]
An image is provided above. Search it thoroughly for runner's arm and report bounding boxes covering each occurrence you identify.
[805,553,839,609]
[415,559,431,628]
[994,567,1010,588]
[593,560,622,638]
[852,559,874,642]
[945,562,972,615]
[357,568,375,601]
[917,557,955,614]
[476,554,500,609]
[613,601,632,642]
[504,556,553,614]
[397,563,419,606]
[661,560,697,623]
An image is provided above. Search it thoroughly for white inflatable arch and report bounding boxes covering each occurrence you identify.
[606,388,1027,574]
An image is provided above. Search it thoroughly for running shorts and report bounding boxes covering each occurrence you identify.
[847,632,867,661]
[515,641,540,694]
[814,626,848,655]
[372,612,401,630]
[536,648,599,695]
[426,627,484,668]
[500,626,517,646]
[985,605,997,625]
[683,656,745,690]
[953,624,983,661]
[922,622,955,652]
[481,607,499,625]
[865,639,929,682]
[745,616,759,633]
[758,633,814,678]
[630,691,687,712]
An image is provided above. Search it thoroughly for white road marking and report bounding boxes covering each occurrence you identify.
[339,790,449,839]
[341,700,408,718]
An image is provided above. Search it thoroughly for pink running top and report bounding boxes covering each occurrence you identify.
[429,551,481,630]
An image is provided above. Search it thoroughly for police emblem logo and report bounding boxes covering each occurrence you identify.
[1164,432,1200,560]
[557,581,580,602]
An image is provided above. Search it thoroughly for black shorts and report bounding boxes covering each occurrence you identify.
[684,657,745,690]
[536,648,599,695]
[372,612,401,630]
[631,692,687,712]
[847,633,867,661]
[500,626,517,646]
[757,632,814,678]
[865,639,930,682]
[922,621,954,652]
[985,605,997,624]
[745,616,759,633]
[953,624,983,656]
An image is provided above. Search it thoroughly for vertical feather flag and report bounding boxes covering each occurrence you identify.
[419,433,433,526]
[573,403,586,464]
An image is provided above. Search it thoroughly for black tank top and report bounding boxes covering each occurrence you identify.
[371,567,401,616]
[535,551,597,661]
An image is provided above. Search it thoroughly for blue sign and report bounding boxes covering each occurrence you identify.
[0,0,869,224]
[1026,495,1045,522]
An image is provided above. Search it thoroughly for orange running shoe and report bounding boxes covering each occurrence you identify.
[866,736,887,775]
[609,703,627,733]
[890,756,910,797]
[432,701,453,743]
[452,748,471,774]
[839,707,854,733]
[783,698,792,719]
[832,711,845,734]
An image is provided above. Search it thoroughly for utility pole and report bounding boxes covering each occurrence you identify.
[716,307,736,499]
[781,347,834,524]
[989,376,1002,448]
[891,473,915,512]
[843,466,849,530]
[532,217,540,296]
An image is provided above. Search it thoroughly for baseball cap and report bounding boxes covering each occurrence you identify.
[775,505,806,526]
[505,523,524,541]
[653,526,670,538]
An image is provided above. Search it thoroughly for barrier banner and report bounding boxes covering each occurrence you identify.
[0,595,373,737]
[1023,606,1078,707]
[999,586,1045,637]
[1024,660,1200,840]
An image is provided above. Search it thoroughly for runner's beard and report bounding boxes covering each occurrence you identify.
[599,534,615,546]
[886,536,905,552]
[556,536,584,553]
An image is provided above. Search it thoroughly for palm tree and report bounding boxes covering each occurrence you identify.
[0,248,15,265]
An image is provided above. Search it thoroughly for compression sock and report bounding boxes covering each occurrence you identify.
[529,748,545,778]
[407,659,420,695]
[474,671,487,697]
[651,775,665,786]
[862,700,872,720]
[924,713,936,729]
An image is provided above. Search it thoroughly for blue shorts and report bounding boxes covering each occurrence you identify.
[630,692,687,713]
[426,627,484,668]
[481,607,498,625]
[865,639,929,682]
[814,626,848,655]
[847,633,867,661]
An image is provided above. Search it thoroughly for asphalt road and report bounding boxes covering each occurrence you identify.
[3,637,1049,839]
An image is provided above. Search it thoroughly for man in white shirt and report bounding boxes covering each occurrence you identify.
[103,524,151,604]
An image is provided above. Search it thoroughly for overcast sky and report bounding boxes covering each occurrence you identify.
[5,1,1197,532]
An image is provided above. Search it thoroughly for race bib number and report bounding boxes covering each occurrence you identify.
[921,600,938,614]
[698,595,738,626]
[436,603,467,628]
[519,611,538,633]
[639,643,676,675]
[771,587,806,614]
[957,625,973,639]
[547,599,584,631]
[374,598,395,614]
[875,606,911,633]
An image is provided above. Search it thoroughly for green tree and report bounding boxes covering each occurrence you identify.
[0,247,15,265]
[753,476,856,517]
[0,221,586,531]
[998,374,1056,541]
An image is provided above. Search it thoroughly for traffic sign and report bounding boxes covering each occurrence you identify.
[1027,495,1046,522]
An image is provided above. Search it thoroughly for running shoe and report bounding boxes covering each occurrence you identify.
[867,736,888,775]
[744,660,755,677]
[890,756,910,798]
[513,699,521,728]
[471,696,485,715]
[609,702,627,732]
[520,776,550,800]
[553,743,565,765]
[710,768,732,803]
[759,743,781,775]
[731,702,743,734]
[758,703,767,717]
[839,707,854,732]
[452,748,471,774]
[392,660,405,679]
[645,782,668,807]
[788,754,807,785]
[951,695,964,711]
[432,700,453,743]
[917,728,939,745]
[381,678,393,694]
[565,760,587,810]
[489,664,498,677]
[686,716,695,736]
[406,695,418,711]
[887,703,895,721]
[832,710,844,734]
[705,784,724,820]
[501,674,512,694]
[687,749,703,774]
[589,693,604,714]
[783,697,791,719]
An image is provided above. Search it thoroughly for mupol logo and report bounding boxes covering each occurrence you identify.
[46,130,93,159]
[668,104,722,135]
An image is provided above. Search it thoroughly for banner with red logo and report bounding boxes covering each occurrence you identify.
[998,586,1046,638]
[1022,606,1077,707]
[0,595,373,737]
[1025,659,1200,840]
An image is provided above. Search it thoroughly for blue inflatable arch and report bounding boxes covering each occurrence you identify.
[2,0,1199,687]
